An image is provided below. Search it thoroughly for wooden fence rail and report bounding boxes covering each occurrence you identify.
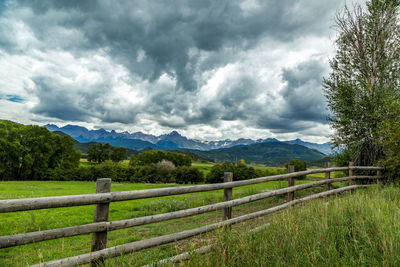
[1,167,361,213]
[0,163,383,266]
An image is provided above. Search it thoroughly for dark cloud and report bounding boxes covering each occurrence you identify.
[252,58,329,133]
[30,77,91,121]
[30,75,140,124]
[7,0,339,91]
[280,59,329,123]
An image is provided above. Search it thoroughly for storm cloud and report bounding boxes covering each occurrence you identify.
[0,0,360,142]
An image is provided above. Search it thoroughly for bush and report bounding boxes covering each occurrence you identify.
[172,166,204,184]
[206,161,257,183]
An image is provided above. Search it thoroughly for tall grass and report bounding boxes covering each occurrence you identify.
[185,186,400,266]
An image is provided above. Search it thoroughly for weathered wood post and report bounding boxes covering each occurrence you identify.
[288,165,295,201]
[324,162,332,191]
[223,172,233,220]
[91,178,111,267]
[377,164,382,185]
[349,162,354,186]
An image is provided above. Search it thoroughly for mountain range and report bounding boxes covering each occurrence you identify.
[192,142,327,165]
[45,124,332,155]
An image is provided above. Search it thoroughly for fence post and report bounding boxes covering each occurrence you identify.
[223,172,233,220]
[376,164,382,185]
[324,162,332,191]
[91,178,111,267]
[288,165,295,201]
[349,162,354,185]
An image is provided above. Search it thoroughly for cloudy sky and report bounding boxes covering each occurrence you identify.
[0,0,363,143]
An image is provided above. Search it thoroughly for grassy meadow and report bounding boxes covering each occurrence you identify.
[186,186,400,266]
[0,164,347,266]
[0,178,320,266]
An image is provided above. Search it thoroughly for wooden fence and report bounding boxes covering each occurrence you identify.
[0,162,383,266]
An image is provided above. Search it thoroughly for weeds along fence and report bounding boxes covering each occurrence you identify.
[0,162,383,267]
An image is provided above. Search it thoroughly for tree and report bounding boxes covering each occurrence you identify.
[285,159,307,180]
[110,146,127,163]
[53,135,81,169]
[324,0,400,166]
[87,143,111,164]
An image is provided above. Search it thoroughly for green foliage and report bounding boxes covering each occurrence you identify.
[130,150,191,167]
[379,99,400,181]
[131,164,172,183]
[87,143,111,164]
[110,146,127,163]
[205,161,256,183]
[0,120,81,180]
[40,161,203,184]
[172,166,204,184]
[285,159,307,180]
[324,0,400,166]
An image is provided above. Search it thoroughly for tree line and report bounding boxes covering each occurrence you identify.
[0,120,306,183]
[0,120,81,180]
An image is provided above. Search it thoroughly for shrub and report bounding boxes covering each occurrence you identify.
[206,161,257,183]
[131,164,172,183]
[172,166,204,184]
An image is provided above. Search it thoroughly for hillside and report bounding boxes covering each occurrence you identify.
[192,142,325,165]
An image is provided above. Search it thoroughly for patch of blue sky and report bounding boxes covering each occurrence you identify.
[6,94,24,103]
[0,0,9,16]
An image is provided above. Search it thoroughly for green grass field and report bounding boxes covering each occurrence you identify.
[0,179,319,266]
[191,162,214,176]
[79,159,130,167]
[186,186,400,266]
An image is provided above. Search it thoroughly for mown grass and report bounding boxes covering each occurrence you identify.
[191,162,214,176]
[0,179,316,266]
[79,159,130,168]
[185,186,400,267]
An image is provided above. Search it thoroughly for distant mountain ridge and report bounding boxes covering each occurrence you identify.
[190,142,326,165]
[45,124,332,154]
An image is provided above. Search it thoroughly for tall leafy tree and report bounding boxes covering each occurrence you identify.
[324,0,400,166]
[87,143,111,164]
[110,146,127,163]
